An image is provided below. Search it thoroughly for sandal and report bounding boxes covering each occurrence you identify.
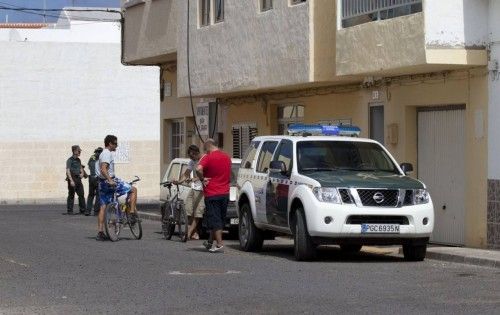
[190,233,200,240]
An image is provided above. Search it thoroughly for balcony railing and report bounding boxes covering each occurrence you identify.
[341,0,422,28]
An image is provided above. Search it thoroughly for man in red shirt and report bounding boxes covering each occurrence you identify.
[196,139,231,252]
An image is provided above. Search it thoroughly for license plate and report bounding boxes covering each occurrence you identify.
[230,218,239,225]
[361,224,400,234]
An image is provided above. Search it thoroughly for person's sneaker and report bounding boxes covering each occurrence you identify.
[96,232,107,241]
[129,213,139,224]
[209,245,224,253]
[84,212,91,216]
[203,240,213,250]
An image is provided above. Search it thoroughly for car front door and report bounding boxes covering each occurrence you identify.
[254,141,279,224]
[266,139,293,227]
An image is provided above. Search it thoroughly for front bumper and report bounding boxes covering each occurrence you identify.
[305,198,434,242]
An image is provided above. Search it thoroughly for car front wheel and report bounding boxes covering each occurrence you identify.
[294,208,316,261]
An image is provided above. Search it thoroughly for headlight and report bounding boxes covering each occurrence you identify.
[313,187,341,204]
[413,189,430,204]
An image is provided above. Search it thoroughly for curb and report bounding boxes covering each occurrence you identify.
[424,250,500,269]
[138,211,161,222]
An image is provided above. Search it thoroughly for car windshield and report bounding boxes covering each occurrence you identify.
[231,163,239,185]
[297,141,399,174]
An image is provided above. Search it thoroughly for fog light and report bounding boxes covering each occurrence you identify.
[423,217,428,225]
[324,216,333,224]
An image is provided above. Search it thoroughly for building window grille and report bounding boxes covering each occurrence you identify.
[341,0,422,28]
[232,123,258,159]
[215,0,224,22]
[170,119,184,159]
[291,0,306,5]
[261,0,273,11]
[200,0,210,26]
[278,104,304,135]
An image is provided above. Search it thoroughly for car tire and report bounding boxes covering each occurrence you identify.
[403,244,427,261]
[294,208,316,261]
[239,203,264,252]
[340,244,362,253]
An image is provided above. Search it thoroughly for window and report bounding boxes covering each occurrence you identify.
[278,104,304,135]
[273,140,293,176]
[170,120,184,159]
[215,0,224,22]
[241,141,261,169]
[167,163,181,181]
[232,123,258,158]
[261,0,272,11]
[200,0,210,26]
[341,0,422,28]
[256,141,278,173]
[291,0,306,4]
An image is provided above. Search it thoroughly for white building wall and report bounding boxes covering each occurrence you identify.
[0,22,160,204]
[488,0,500,179]
[424,0,489,48]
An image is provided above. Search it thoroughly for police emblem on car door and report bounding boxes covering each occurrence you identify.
[266,140,293,227]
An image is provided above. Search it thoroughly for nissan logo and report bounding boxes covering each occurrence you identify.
[373,192,385,204]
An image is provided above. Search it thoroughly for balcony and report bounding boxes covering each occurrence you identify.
[336,0,488,77]
[122,0,179,65]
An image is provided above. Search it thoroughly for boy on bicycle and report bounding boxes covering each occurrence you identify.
[95,135,138,241]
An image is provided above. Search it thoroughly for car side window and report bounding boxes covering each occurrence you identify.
[273,139,293,176]
[180,163,190,180]
[241,141,260,169]
[167,163,181,181]
[256,141,278,173]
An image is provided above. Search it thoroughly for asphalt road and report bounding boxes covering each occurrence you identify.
[1,205,499,315]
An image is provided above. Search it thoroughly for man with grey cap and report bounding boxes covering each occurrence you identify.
[66,145,86,215]
[86,147,103,216]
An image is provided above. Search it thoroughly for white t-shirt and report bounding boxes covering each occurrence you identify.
[96,148,115,179]
[187,157,203,191]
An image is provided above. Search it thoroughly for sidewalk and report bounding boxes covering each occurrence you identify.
[138,210,500,269]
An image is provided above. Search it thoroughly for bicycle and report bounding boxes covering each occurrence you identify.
[159,181,188,242]
[104,176,143,242]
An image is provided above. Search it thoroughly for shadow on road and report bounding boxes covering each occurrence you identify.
[226,243,403,263]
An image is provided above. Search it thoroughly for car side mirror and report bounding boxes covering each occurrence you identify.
[269,161,287,175]
[400,163,413,174]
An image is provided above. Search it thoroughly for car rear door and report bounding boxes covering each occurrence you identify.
[254,140,279,224]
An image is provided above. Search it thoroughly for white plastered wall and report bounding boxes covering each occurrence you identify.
[0,23,160,203]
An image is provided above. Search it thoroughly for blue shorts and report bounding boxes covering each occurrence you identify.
[98,178,132,206]
[204,195,229,231]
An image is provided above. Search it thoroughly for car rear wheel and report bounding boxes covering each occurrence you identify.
[239,203,264,252]
[403,244,427,261]
[294,208,316,261]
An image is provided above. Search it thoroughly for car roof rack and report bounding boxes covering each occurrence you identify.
[287,123,361,137]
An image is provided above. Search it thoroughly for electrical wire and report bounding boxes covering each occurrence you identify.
[186,0,205,143]
[0,6,121,22]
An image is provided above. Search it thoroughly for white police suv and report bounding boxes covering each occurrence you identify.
[236,124,434,261]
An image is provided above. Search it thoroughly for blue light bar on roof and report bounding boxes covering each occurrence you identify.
[287,123,361,137]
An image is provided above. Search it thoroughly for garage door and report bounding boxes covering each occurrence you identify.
[418,107,465,245]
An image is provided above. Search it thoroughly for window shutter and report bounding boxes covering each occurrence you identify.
[232,123,257,158]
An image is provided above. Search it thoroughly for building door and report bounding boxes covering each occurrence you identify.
[370,104,384,144]
[418,106,465,245]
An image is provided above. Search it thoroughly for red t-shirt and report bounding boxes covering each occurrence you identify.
[198,150,231,197]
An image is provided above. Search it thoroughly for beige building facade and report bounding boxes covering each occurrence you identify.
[122,0,500,249]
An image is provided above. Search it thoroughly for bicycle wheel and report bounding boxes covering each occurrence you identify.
[162,202,175,240]
[104,203,120,242]
[126,211,142,240]
[177,201,188,242]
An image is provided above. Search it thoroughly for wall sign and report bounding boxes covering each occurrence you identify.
[196,102,209,136]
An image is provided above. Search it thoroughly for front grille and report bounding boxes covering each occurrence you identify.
[403,190,413,206]
[339,189,353,204]
[346,215,409,225]
[357,189,399,207]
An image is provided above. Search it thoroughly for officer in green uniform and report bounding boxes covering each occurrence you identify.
[66,145,87,215]
[86,147,103,216]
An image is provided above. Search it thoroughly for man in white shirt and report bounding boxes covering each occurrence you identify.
[174,145,205,240]
[95,135,138,241]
